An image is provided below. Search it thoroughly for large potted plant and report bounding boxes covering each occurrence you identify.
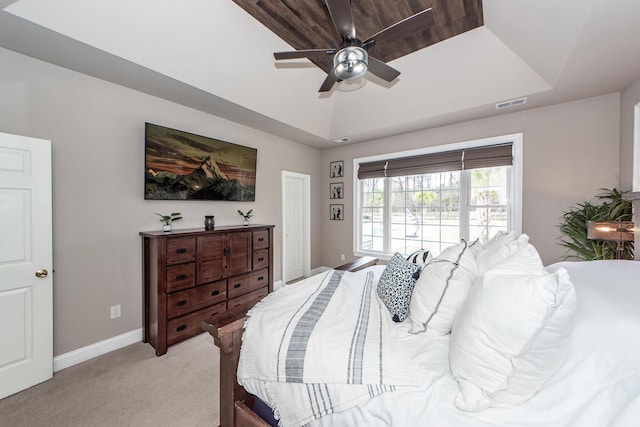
[559,188,634,260]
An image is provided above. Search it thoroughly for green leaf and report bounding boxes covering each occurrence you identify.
[558,188,634,260]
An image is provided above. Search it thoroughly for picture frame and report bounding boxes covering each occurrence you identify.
[330,182,343,199]
[330,160,344,178]
[145,122,257,201]
[330,204,344,221]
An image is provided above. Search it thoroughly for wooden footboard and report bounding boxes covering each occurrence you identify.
[202,257,378,427]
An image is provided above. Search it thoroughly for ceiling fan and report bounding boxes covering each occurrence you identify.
[273,0,435,92]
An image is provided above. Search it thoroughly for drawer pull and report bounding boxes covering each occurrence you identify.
[176,325,187,332]
[176,274,187,281]
[233,283,241,289]
[177,300,187,307]
[211,290,220,296]
[258,237,264,242]
[258,257,264,262]
[258,276,264,281]
[176,248,187,254]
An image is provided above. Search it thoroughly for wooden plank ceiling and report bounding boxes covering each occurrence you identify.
[232,0,484,73]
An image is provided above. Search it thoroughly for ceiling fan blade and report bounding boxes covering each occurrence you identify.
[319,72,339,92]
[367,56,401,82]
[363,8,435,48]
[325,0,356,41]
[274,49,335,60]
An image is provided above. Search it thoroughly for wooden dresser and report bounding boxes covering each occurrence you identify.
[140,225,274,356]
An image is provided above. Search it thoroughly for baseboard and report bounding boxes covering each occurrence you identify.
[53,328,143,372]
[312,266,331,275]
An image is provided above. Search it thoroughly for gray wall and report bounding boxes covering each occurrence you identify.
[620,74,640,191]
[620,74,640,256]
[321,93,621,267]
[0,47,323,356]
[1,44,635,358]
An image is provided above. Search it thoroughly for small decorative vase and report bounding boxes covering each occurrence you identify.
[204,215,215,230]
[163,224,171,232]
[243,218,249,226]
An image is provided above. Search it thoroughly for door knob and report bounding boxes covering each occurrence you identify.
[35,269,48,278]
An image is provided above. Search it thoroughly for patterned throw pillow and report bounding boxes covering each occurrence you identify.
[406,249,432,268]
[376,252,421,322]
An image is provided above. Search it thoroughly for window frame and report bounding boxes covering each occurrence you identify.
[353,134,523,260]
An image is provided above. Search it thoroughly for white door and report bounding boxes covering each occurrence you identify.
[282,171,311,285]
[285,175,305,282]
[0,132,53,399]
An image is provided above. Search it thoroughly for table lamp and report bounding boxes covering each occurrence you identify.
[587,220,635,259]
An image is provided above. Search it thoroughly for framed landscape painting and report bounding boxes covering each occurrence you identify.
[145,123,257,201]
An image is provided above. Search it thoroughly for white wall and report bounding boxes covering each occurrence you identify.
[321,93,621,267]
[0,47,323,356]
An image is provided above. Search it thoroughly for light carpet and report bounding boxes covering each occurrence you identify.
[0,333,220,426]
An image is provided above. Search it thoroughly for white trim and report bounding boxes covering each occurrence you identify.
[311,266,331,275]
[53,328,143,372]
[512,135,523,234]
[633,102,640,192]
[281,171,311,285]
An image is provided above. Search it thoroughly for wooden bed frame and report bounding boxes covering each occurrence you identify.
[202,257,378,427]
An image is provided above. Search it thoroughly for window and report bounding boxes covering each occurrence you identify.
[355,135,522,258]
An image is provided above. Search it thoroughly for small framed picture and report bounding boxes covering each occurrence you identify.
[330,182,343,199]
[330,160,344,178]
[330,204,344,221]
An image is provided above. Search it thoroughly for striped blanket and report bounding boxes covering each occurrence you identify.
[238,269,418,427]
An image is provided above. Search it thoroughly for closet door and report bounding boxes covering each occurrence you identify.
[0,132,53,399]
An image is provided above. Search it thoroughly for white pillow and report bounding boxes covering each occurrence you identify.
[449,267,577,411]
[480,230,518,253]
[482,239,544,276]
[408,240,479,336]
[476,233,530,274]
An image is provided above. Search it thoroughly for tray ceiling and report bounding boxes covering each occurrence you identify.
[232,0,483,74]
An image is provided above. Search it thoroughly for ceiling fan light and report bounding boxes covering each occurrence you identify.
[333,47,368,81]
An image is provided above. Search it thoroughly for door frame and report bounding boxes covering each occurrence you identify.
[281,171,311,285]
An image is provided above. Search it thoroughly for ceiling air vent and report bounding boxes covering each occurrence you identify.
[496,97,527,110]
[333,137,351,143]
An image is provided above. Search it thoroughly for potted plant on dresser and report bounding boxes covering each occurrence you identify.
[237,209,253,226]
[155,212,182,232]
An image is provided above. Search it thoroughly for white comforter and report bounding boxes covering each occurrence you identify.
[238,269,418,427]
[242,261,640,427]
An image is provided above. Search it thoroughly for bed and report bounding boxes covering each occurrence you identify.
[203,234,640,427]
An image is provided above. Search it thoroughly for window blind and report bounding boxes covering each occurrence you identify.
[357,143,513,179]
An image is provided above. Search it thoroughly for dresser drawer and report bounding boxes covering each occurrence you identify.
[227,268,269,299]
[167,302,226,346]
[228,287,268,311]
[166,280,227,319]
[253,249,269,270]
[253,230,269,250]
[166,263,195,293]
[166,237,196,265]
